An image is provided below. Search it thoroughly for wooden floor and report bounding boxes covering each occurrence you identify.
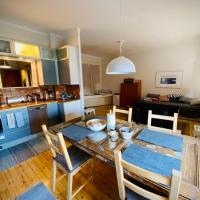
[0,148,118,200]
[0,105,120,200]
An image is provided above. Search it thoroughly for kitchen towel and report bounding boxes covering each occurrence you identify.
[137,128,183,152]
[122,143,181,177]
[15,112,25,128]
[6,113,16,129]
[61,125,94,142]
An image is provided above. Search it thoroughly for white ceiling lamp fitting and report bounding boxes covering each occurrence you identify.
[0,59,11,69]
[106,0,136,75]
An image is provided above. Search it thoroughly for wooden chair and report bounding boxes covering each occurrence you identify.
[114,150,181,200]
[42,124,93,200]
[113,106,133,123]
[147,110,180,134]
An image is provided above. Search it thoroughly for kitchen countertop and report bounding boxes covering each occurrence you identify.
[0,98,80,111]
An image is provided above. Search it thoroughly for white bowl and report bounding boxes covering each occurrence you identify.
[119,127,134,140]
[86,119,107,132]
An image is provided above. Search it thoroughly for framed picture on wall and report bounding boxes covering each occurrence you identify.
[155,71,183,88]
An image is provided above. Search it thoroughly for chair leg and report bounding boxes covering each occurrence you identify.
[67,173,73,200]
[91,159,94,183]
[52,160,57,192]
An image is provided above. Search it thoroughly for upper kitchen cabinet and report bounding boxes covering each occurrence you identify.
[37,59,58,85]
[57,45,79,85]
[41,60,58,85]
[37,47,58,85]
[0,39,11,54]
[40,47,56,60]
[14,42,40,58]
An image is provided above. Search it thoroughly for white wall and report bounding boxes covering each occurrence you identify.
[102,39,200,98]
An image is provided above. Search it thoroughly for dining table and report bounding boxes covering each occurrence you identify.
[50,117,200,200]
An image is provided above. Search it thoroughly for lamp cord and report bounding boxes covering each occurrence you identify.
[119,0,124,56]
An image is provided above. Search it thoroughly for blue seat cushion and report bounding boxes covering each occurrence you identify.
[53,145,92,172]
[17,182,55,200]
[122,177,167,200]
[125,187,149,200]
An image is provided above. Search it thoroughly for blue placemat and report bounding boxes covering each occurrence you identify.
[122,143,181,177]
[61,125,94,142]
[17,182,55,200]
[137,128,183,152]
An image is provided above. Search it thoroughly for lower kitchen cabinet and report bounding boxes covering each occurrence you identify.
[59,100,82,122]
[47,102,62,126]
[5,127,31,143]
[0,107,31,144]
[64,100,82,121]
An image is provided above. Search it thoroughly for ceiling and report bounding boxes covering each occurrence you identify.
[0,0,200,57]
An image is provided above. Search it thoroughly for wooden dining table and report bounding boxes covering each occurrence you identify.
[50,118,200,200]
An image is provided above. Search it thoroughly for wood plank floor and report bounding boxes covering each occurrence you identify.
[0,149,118,200]
[0,105,120,200]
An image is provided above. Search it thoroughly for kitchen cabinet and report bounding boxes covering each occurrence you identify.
[40,59,58,85]
[38,47,58,85]
[47,102,61,126]
[64,100,82,121]
[58,103,65,123]
[0,107,31,143]
[14,42,40,58]
[40,47,56,60]
[59,100,82,121]
[57,45,79,85]
[0,39,11,54]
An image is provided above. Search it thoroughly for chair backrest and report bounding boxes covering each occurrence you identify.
[147,110,179,134]
[41,124,73,170]
[113,106,132,123]
[114,150,181,200]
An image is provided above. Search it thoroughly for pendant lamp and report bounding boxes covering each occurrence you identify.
[106,0,136,74]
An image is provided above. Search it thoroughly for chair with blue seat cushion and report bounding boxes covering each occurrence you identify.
[42,124,93,200]
[113,106,133,123]
[125,187,149,200]
[53,145,92,172]
[114,149,181,200]
[17,182,56,200]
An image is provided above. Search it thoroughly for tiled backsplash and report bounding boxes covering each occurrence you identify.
[0,85,80,105]
[55,85,80,99]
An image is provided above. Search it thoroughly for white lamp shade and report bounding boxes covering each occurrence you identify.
[0,65,11,69]
[106,56,136,74]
